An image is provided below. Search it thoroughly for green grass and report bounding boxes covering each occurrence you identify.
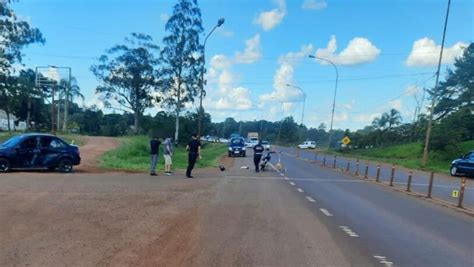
[0,132,84,146]
[100,136,228,172]
[333,140,474,174]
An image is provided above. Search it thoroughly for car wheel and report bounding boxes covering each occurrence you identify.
[58,159,73,173]
[450,166,458,177]
[0,158,11,173]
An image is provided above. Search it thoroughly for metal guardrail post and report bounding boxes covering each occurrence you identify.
[376,165,381,182]
[323,156,326,166]
[406,170,413,192]
[389,166,395,186]
[355,159,360,176]
[457,177,466,208]
[346,160,350,172]
[333,155,337,169]
[364,161,369,178]
[427,172,434,198]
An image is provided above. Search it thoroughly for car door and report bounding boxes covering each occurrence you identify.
[38,136,65,167]
[465,153,474,175]
[13,136,39,168]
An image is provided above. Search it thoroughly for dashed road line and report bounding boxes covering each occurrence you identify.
[373,255,393,266]
[289,182,295,186]
[320,208,333,216]
[339,226,359,237]
[305,196,316,203]
[284,177,289,180]
[297,188,304,193]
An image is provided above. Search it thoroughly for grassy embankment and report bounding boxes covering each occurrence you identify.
[0,132,84,146]
[101,136,227,172]
[331,140,474,174]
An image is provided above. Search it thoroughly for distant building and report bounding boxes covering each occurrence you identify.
[0,110,27,131]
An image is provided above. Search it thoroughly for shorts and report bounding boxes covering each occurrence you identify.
[164,155,172,165]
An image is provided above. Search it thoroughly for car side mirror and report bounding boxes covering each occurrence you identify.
[460,155,465,159]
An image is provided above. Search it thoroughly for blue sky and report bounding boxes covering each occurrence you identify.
[12,0,473,130]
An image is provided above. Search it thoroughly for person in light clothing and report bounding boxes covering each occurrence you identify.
[163,137,173,175]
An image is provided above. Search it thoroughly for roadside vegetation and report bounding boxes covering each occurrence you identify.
[100,136,227,172]
[331,140,474,174]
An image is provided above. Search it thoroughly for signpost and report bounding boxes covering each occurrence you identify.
[342,136,351,146]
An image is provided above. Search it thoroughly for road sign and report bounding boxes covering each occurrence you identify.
[452,190,459,198]
[342,136,351,146]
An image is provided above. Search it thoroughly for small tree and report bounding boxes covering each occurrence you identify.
[91,33,160,134]
[159,0,204,143]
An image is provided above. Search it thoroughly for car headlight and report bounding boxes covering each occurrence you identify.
[228,147,233,151]
[451,160,457,165]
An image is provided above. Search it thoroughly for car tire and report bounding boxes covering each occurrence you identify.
[450,166,459,177]
[0,158,11,173]
[57,159,73,173]
[243,153,246,157]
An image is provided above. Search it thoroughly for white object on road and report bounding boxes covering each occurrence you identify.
[240,166,249,169]
[297,141,316,149]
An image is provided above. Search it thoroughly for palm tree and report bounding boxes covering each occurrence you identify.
[387,109,402,130]
[59,77,84,132]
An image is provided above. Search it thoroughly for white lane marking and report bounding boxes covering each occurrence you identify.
[320,208,333,216]
[373,256,393,266]
[284,177,289,180]
[224,176,365,183]
[289,182,295,186]
[339,226,359,237]
[297,188,304,193]
[305,196,316,202]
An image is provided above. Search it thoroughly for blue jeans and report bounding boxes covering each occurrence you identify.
[150,154,158,174]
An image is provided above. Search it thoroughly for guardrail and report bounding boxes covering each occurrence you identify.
[281,147,472,211]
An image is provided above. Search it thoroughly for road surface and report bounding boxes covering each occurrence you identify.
[0,149,472,266]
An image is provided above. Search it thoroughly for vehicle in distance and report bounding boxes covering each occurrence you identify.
[0,133,81,173]
[450,151,474,177]
[246,132,259,148]
[228,137,246,157]
[298,141,316,149]
[261,140,271,150]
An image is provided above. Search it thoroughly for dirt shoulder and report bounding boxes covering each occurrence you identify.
[75,136,120,173]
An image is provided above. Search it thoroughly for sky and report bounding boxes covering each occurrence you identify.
[11,0,474,131]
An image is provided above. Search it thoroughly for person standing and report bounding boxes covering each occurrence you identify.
[150,136,161,176]
[186,133,202,178]
[163,137,173,176]
[253,141,264,172]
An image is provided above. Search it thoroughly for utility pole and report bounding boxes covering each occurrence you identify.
[422,0,451,167]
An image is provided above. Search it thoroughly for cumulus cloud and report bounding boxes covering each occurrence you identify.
[235,34,262,64]
[314,35,381,65]
[388,99,403,110]
[210,54,232,70]
[214,87,253,111]
[255,0,287,31]
[260,45,313,103]
[160,13,169,22]
[405,38,467,67]
[85,94,105,110]
[216,27,234,38]
[302,0,327,10]
[405,85,421,97]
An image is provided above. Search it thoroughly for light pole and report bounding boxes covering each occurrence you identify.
[272,97,285,147]
[286,83,306,142]
[422,0,451,167]
[198,18,225,138]
[308,55,339,150]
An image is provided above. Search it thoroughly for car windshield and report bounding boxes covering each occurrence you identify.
[231,139,243,145]
[262,141,269,145]
[0,136,24,148]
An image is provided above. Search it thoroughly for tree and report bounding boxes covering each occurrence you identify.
[159,0,204,143]
[387,109,402,130]
[58,77,84,132]
[14,69,43,129]
[91,33,160,134]
[432,43,473,119]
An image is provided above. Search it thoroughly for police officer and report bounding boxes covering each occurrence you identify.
[186,133,202,178]
[253,141,264,172]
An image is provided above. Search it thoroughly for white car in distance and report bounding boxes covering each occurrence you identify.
[297,141,316,149]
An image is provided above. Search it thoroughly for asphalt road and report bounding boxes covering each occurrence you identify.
[269,149,474,267]
[1,151,473,266]
[277,147,474,209]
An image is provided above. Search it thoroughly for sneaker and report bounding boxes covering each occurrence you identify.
[165,172,172,176]
[150,173,157,176]
[186,175,194,178]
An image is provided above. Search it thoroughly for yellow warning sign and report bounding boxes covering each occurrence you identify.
[452,190,459,198]
[342,136,351,146]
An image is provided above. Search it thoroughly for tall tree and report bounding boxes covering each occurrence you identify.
[91,33,160,134]
[15,69,43,129]
[159,0,204,143]
[387,109,402,130]
[58,77,84,132]
[432,42,473,119]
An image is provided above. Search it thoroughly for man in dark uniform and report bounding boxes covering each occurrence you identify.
[150,136,161,176]
[186,133,202,178]
[253,141,264,172]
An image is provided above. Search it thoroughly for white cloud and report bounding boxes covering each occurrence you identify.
[216,27,234,38]
[388,99,403,110]
[210,54,232,70]
[254,0,287,31]
[212,87,253,111]
[85,94,105,110]
[235,34,262,64]
[302,0,327,10]
[314,35,381,65]
[260,45,313,103]
[160,13,169,22]
[405,38,467,67]
[405,85,421,97]
[354,113,381,123]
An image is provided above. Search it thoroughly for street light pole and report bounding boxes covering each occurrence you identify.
[272,97,285,147]
[422,0,451,167]
[198,18,225,138]
[286,84,306,141]
[308,55,339,150]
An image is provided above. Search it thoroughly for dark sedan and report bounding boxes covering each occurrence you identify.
[0,134,81,173]
[450,151,474,177]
